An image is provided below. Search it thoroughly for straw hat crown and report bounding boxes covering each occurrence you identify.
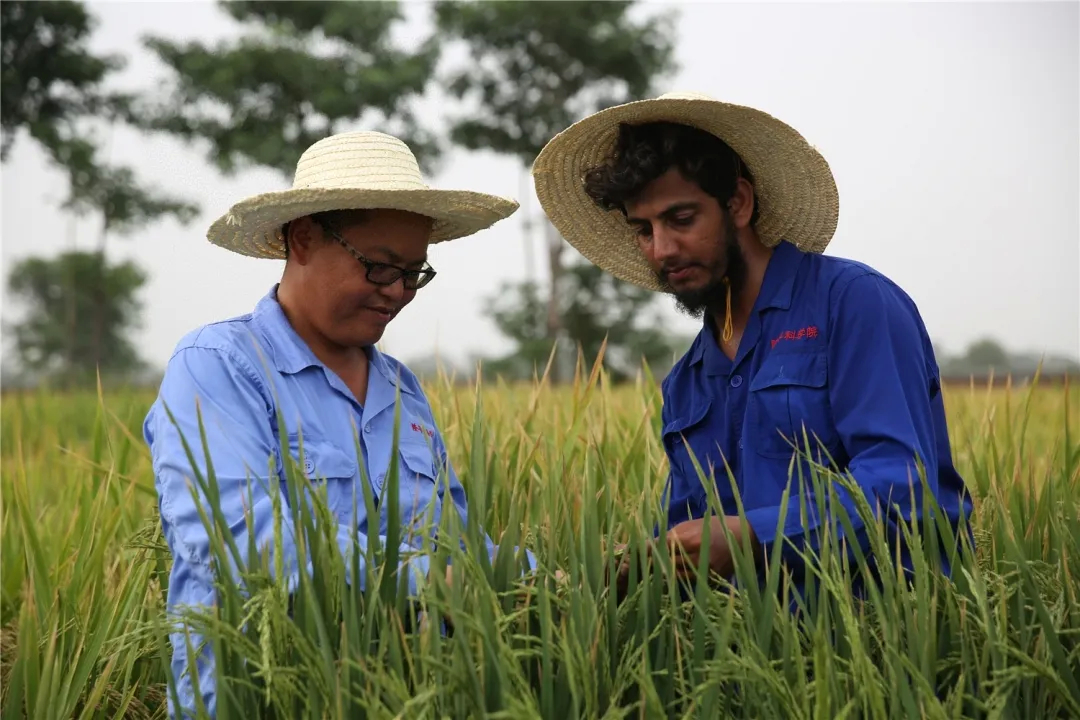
[292,132,430,192]
[207,130,519,259]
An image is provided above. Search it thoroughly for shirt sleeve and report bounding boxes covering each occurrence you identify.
[147,345,432,599]
[743,273,942,567]
[656,376,682,535]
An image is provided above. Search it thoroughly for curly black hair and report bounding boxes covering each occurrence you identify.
[582,121,759,227]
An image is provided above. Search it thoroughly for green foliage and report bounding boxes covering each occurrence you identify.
[963,338,1010,369]
[483,259,689,382]
[938,337,1080,381]
[481,280,554,382]
[0,0,197,229]
[2,371,1078,718]
[139,0,443,179]
[433,0,678,164]
[5,251,149,387]
[0,0,124,160]
[432,0,681,383]
[2,0,197,387]
[64,159,199,238]
[560,263,688,379]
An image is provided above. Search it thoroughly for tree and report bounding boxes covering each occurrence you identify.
[963,338,1010,371]
[135,1,682,384]
[1,0,123,161]
[432,0,679,383]
[1,0,197,239]
[561,263,688,380]
[5,251,148,386]
[483,261,688,383]
[1,0,198,385]
[482,280,553,381]
[138,0,444,179]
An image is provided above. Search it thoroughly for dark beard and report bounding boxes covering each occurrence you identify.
[667,215,747,320]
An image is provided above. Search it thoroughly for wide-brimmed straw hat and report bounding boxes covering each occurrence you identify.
[531,92,839,291]
[207,131,519,258]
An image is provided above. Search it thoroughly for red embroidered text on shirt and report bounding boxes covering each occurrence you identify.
[410,422,434,438]
[771,326,818,349]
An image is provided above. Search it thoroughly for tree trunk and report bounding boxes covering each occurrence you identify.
[545,220,567,383]
[90,214,108,382]
[64,217,77,387]
[520,169,536,283]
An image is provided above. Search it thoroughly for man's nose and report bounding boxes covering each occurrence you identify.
[650,227,681,263]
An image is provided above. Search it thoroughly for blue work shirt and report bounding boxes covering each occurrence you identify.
[659,240,973,594]
[144,285,532,718]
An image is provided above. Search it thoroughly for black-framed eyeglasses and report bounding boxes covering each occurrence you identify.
[329,231,437,290]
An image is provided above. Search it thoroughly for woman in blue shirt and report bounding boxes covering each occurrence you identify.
[144,130,528,718]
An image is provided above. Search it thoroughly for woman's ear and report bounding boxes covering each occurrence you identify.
[285,216,320,265]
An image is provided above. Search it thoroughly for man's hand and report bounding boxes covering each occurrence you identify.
[665,516,735,580]
[611,516,758,593]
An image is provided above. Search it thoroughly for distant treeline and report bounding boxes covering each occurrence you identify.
[2,336,1076,392]
[938,372,1073,388]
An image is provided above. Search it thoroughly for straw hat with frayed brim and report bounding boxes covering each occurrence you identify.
[207,131,519,258]
[531,92,839,292]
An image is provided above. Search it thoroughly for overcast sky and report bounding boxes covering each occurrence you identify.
[2,0,1077,372]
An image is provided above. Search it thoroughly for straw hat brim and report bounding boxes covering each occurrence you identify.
[531,95,839,291]
[206,186,520,259]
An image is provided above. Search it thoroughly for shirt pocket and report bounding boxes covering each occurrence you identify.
[284,437,358,519]
[748,352,839,461]
[389,437,441,538]
[285,436,358,481]
[396,438,438,486]
[661,398,716,508]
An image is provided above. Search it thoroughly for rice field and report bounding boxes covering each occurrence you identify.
[1,364,1078,719]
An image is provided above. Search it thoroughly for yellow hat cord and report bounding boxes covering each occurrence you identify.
[721,277,733,343]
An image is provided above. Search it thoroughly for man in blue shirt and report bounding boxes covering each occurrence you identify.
[532,92,973,597]
[144,131,529,717]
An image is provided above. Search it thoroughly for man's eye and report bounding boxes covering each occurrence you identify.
[672,214,694,226]
[633,225,652,239]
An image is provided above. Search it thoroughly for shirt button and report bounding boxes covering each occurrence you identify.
[376,473,384,486]
[303,458,315,475]
[364,424,372,433]
[730,375,743,388]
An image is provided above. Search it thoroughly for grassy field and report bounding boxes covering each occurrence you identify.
[1,367,1078,719]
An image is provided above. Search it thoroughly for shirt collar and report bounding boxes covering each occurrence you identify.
[754,239,804,312]
[251,284,411,394]
[367,341,413,394]
[687,240,805,367]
